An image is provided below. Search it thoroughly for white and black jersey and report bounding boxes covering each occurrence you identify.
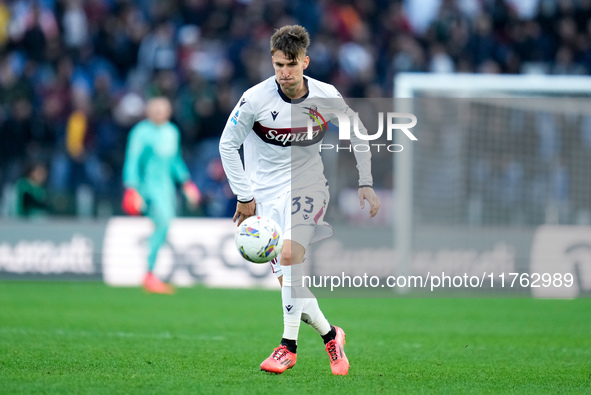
[219,75,373,203]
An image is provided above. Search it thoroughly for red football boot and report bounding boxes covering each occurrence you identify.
[260,345,297,374]
[325,326,349,375]
[143,273,175,294]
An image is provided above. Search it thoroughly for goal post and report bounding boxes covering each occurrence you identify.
[393,73,591,281]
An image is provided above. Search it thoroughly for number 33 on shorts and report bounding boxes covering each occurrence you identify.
[291,195,327,225]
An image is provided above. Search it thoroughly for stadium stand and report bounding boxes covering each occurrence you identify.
[0,0,589,219]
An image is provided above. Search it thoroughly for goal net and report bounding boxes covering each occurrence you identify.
[393,73,591,277]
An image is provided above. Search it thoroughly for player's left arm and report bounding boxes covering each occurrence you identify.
[358,186,380,218]
[350,123,381,218]
[170,124,201,207]
[334,90,381,218]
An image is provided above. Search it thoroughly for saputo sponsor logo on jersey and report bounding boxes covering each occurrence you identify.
[253,105,327,147]
[305,109,418,152]
[264,127,322,145]
[254,125,324,148]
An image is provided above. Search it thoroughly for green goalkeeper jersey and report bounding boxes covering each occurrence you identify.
[123,119,190,200]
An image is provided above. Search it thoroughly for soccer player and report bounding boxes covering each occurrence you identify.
[219,25,380,375]
[122,97,201,294]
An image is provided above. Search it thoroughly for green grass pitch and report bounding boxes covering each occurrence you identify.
[0,282,590,394]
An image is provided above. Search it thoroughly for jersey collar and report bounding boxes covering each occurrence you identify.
[275,77,309,104]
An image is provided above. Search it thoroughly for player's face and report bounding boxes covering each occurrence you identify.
[272,50,309,98]
[146,98,172,125]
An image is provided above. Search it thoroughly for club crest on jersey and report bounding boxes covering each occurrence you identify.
[303,106,328,132]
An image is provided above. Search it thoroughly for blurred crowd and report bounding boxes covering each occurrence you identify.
[0,0,590,219]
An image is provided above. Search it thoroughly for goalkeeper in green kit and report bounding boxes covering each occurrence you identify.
[122,97,201,294]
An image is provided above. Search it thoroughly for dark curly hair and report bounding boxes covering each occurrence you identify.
[270,25,310,61]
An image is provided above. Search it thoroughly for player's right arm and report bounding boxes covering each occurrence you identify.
[122,123,146,214]
[219,94,257,225]
[123,123,145,189]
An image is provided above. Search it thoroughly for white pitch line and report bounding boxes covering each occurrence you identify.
[0,327,225,341]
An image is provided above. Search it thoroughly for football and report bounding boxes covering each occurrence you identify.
[235,216,283,263]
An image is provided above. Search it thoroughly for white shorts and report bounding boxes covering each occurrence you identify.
[256,183,334,278]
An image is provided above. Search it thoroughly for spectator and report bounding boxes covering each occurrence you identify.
[200,157,234,218]
[137,21,176,76]
[15,161,50,218]
[0,98,33,185]
[1,0,591,223]
[0,57,34,119]
[62,0,89,53]
[20,4,49,63]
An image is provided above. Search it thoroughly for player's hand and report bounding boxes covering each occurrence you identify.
[183,180,201,208]
[359,187,381,218]
[122,188,144,216]
[233,199,256,226]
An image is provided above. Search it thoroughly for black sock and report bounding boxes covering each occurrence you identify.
[321,326,336,344]
[280,338,297,353]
